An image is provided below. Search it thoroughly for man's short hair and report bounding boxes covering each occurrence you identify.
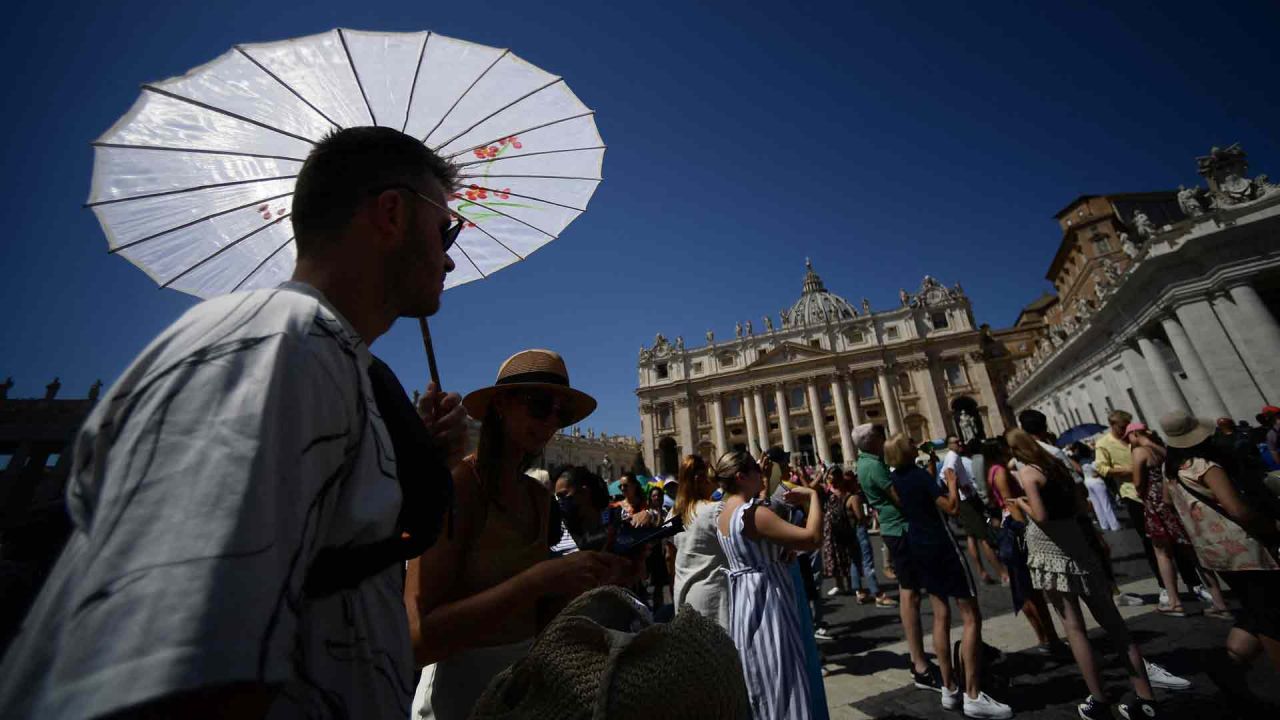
[292,127,459,253]
[1107,409,1133,426]
[1017,409,1048,436]
[853,423,885,452]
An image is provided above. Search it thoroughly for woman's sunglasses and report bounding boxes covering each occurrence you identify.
[517,391,572,426]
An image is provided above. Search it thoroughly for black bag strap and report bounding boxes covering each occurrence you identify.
[303,356,454,598]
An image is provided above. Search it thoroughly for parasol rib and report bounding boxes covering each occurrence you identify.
[401,32,432,132]
[108,191,293,254]
[234,46,343,130]
[458,174,602,182]
[92,142,306,162]
[459,197,556,240]
[336,29,377,126]
[455,145,605,168]
[450,238,487,279]
[459,186,586,212]
[431,78,564,152]
[422,49,510,145]
[232,234,295,292]
[442,111,594,159]
[142,85,318,146]
[161,213,291,288]
[449,214,523,260]
[86,175,299,208]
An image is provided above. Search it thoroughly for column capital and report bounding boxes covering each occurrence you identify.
[966,350,986,363]
[674,396,691,408]
[639,403,656,414]
[901,358,930,371]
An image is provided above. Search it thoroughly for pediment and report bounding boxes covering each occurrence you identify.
[745,342,832,369]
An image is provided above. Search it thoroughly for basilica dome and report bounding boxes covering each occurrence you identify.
[786,259,857,326]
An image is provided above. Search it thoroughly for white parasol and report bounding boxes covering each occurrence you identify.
[87,28,604,379]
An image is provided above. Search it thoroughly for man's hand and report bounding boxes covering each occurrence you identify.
[417,382,467,468]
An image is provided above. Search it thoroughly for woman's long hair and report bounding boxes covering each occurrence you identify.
[474,401,540,507]
[673,454,714,525]
[1005,428,1074,488]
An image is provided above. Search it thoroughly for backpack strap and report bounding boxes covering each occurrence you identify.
[303,356,454,598]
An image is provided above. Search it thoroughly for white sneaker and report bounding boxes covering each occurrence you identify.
[1117,592,1145,607]
[941,685,961,711]
[814,626,835,642]
[1193,585,1213,605]
[827,586,843,596]
[963,690,1013,718]
[1158,588,1169,607]
[1145,660,1191,691]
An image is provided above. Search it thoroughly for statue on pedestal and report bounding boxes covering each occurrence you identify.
[764,315,774,332]
[675,336,684,351]
[1177,185,1205,217]
[1120,232,1141,258]
[957,410,978,444]
[735,322,743,339]
[706,329,714,345]
[745,320,753,336]
[899,288,910,307]
[862,298,872,315]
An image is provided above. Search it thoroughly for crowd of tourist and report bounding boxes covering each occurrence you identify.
[1,125,1278,720]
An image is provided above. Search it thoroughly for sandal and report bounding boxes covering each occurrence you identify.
[875,595,899,608]
[1157,604,1188,617]
[1205,606,1233,620]
[854,592,871,604]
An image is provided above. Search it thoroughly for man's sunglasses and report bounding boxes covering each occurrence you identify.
[518,391,572,427]
[378,184,467,253]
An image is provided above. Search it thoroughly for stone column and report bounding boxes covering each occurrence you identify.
[710,392,728,457]
[675,396,696,459]
[910,359,947,441]
[877,367,902,436]
[967,352,1006,435]
[806,379,831,464]
[1160,314,1230,419]
[753,389,770,450]
[846,374,864,426]
[1118,345,1160,424]
[1137,336,1192,417]
[1222,283,1280,403]
[774,384,795,452]
[639,403,657,473]
[743,390,760,455]
[831,373,856,465]
[1178,298,1266,420]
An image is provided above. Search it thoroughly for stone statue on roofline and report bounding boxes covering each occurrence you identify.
[764,315,774,332]
[862,297,872,315]
[654,333,668,349]
[735,322,743,339]
[899,288,910,307]
[1198,143,1275,208]
[1131,210,1156,240]
[675,336,684,351]
[779,309,790,327]
[1177,185,1205,217]
[1120,232,1141,259]
[745,320,753,336]
[706,329,714,345]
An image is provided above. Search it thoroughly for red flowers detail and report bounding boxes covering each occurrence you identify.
[472,145,500,159]
[496,188,511,200]
[471,135,522,159]
[499,135,522,149]
[464,185,488,201]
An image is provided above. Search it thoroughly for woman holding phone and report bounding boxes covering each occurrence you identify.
[715,449,823,719]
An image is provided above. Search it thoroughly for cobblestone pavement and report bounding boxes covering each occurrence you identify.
[816,516,1280,719]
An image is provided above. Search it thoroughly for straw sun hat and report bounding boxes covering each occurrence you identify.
[462,349,597,428]
[1158,409,1216,449]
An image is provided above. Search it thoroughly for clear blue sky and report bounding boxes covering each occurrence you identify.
[2,1,1278,438]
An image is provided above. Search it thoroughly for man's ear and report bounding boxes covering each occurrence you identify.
[369,189,410,245]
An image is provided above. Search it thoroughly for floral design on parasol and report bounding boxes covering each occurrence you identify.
[87,28,605,300]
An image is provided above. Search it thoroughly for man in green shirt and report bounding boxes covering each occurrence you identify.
[854,423,941,692]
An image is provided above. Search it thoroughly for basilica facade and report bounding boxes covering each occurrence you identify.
[635,262,1013,475]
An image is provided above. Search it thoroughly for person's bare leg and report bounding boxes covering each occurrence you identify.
[1081,587,1154,700]
[979,541,1008,582]
[967,536,993,581]
[957,597,983,698]
[1049,590,1106,699]
[1201,568,1228,611]
[931,595,955,690]
[1261,634,1280,672]
[1226,626,1261,665]
[900,589,928,673]
[1153,543,1183,610]
[1023,589,1060,644]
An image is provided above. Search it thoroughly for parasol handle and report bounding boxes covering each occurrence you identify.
[418,317,442,389]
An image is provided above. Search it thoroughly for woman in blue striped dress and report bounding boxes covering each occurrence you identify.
[714,450,824,720]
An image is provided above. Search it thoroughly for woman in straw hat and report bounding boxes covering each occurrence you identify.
[1004,428,1168,720]
[713,449,823,720]
[406,349,636,720]
[1159,409,1280,703]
